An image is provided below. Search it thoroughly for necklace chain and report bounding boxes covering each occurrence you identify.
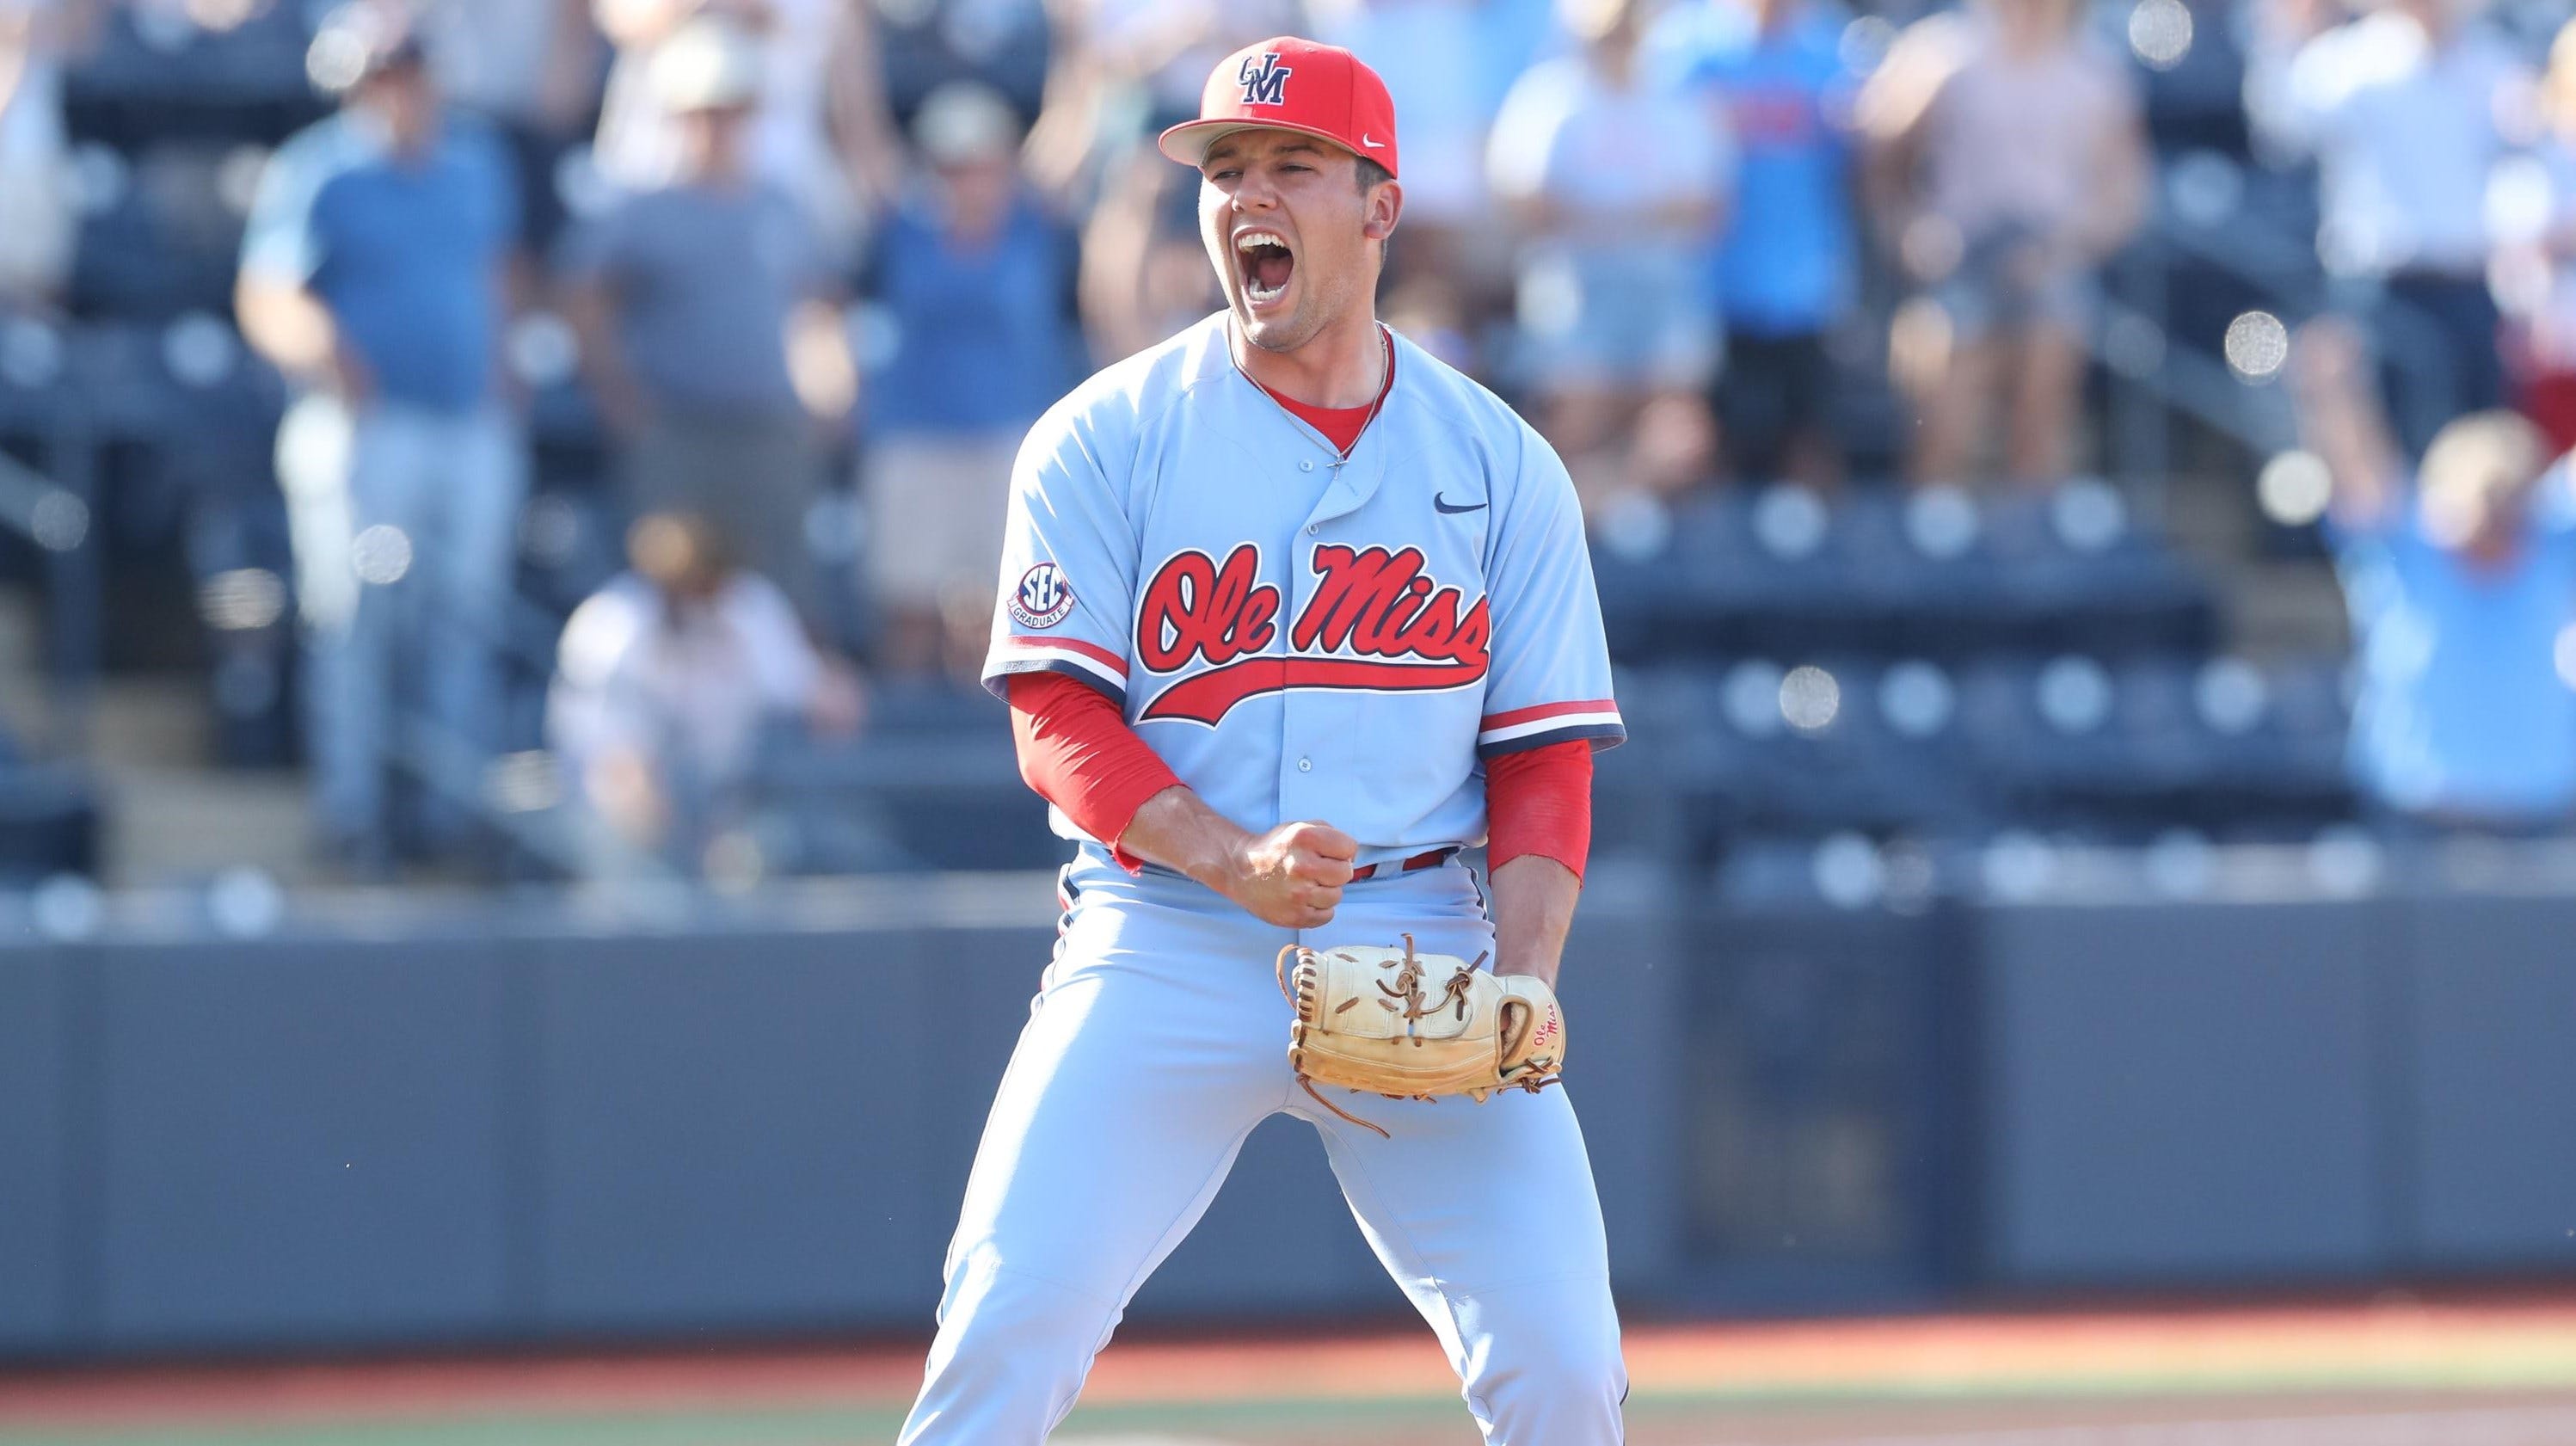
[1237,323,1393,466]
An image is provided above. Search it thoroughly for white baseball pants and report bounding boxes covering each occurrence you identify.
[898,850,1626,1443]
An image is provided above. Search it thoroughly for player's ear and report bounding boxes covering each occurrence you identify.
[1362,177,1403,242]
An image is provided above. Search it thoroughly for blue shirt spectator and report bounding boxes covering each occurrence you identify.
[2292,320,2576,827]
[241,110,519,412]
[235,9,530,872]
[858,80,1084,680]
[1659,0,1858,338]
[2333,479,2576,823]
[863,192,1079,436]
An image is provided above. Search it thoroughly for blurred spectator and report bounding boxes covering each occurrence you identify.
[1058,0,1304,361]
[1860,0,2146,488]
[2250,0,2532,460]
[547,511,863,877]
[870,0,1051,125]
[859,81,1080,680]
[0,0,101,311]
[1658,0,1860,489]
[2502,17,2576,455]
[422,0,605,255]
[591,0,901,262]
[1075,149,1227,364]
[2290,317,2576,833]
[237,3,527,870]
[1489,0,1728,514]
[1320,0,1553,317]
[559,15,854,632]
[1055,0,1308,146]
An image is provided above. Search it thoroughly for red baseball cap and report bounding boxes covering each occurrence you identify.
[1157,37,1399,179]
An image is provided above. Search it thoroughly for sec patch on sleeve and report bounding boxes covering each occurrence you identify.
[1008,561,1077,629]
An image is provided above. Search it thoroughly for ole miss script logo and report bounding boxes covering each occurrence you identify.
[1137,543,1490,725]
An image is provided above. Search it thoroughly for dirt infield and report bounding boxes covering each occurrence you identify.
[5,1295,2576,1444]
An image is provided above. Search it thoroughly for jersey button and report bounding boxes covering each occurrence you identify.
[1306,525,1317,535]
[1300,460,1314,472]
[1297,757,1313,772]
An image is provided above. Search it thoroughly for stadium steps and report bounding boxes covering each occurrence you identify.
[79,674,314,888]
[0,581,304,888]
[91,760,311,888]
[2222,558,2349,658]
[2160,462,2349,658]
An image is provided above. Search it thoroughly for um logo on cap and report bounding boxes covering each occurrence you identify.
[1237,52,1293,106]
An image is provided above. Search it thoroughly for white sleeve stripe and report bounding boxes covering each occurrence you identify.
[991,643,1126,689]
[1476,709,1625,745]
[979,656,1128,707]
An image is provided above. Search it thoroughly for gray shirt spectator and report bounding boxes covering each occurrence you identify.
[592,0,900,258]
[562,15,855,631]
[1860,0,2147,487]
[559,179,827,415]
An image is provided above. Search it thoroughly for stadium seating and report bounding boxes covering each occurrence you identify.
[1592,482,2218,665]
[9,6,2365,883]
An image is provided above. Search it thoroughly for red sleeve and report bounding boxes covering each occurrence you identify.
[1006,672,1183,873]
[1485,739,1592,882]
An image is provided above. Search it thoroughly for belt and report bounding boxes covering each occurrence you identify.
[1348,847,1457,881]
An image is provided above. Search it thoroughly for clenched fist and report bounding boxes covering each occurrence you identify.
[1225,820,1358,929]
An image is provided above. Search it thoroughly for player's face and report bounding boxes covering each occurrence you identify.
[1198,131,1389,353]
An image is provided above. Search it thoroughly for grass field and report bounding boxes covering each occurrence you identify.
[7,1295,2576,1444]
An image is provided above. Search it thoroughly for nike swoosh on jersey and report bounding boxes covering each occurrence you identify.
[1434,494,1486,514]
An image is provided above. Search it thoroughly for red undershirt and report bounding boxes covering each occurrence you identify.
[1260,385,1376,455]
[1006,673,1592,880]
[1251,329,1396,455]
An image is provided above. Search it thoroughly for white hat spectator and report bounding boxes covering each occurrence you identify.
[651,17,765,116]
[306,1,430,95]
[912,81,1020,169]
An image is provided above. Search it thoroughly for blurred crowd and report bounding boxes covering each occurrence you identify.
[3,0,2576,881]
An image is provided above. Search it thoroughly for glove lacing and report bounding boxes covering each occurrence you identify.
[1276,932,1498,1139]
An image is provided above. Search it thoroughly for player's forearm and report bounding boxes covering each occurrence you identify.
[1488,853,1579,988]
[1120,787,1358,930]
[1118,785,1255,891]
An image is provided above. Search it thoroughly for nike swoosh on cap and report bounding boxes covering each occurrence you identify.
[1362,134,1387,149]
[1434,494,1486,514]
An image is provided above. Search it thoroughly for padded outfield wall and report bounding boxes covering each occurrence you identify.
[3,861,2573,1358]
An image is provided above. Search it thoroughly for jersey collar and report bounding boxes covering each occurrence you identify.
[1221,317,1397,462]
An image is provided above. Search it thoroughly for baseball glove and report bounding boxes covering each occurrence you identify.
[1274,933,1567,1138]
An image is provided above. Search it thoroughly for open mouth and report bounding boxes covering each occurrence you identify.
[1235,229,1294,307]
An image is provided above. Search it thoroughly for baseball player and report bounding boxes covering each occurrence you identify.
[901,36,1629,1444]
